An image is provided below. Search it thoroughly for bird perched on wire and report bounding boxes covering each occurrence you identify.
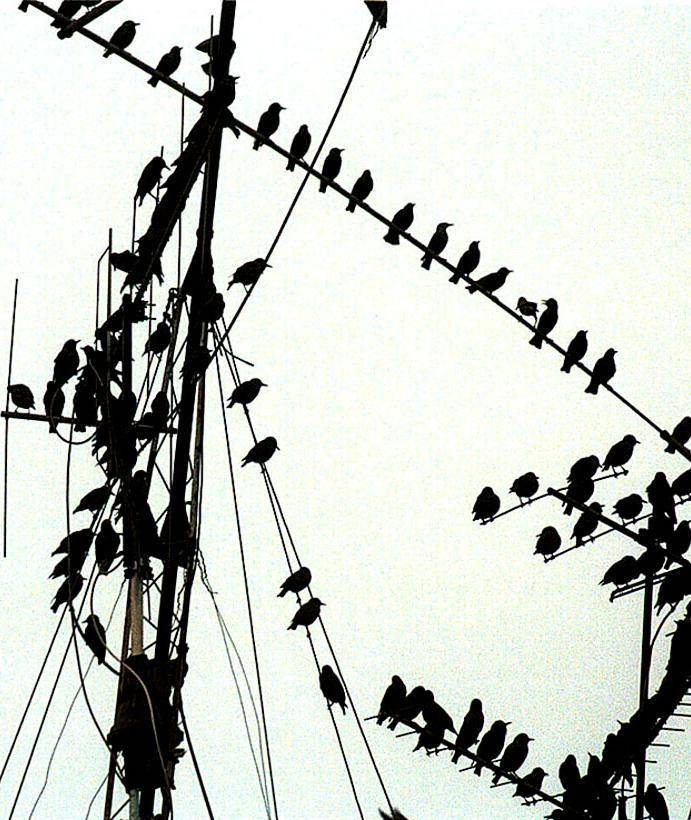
[228,258,270,289]
[51,573,84,613]
[557,754,580,792]
[643,783,669,820]
[378,811,408,820]
[51,0,100,27]
[562,477,595,515]
[319,665,347,714]
[346,170,373,212]
[277,566,311,597]
[286,124,311,171]
[514,767,547,802]
[73,380,98,433]
[383,203,414,245]
[493,732,533,784]
[150,390,169,427]
[613,493,644,522]
[148,46,182,87]
[388,685,430,730]
[377,675,407,725]
[516,297,538,323]
[646,472,676,524]
[83,614,107,664]
[567,454,600,484]
[50,543,90,579]
[227,378,267,409]
[74,484,110,515]
[241,436,279,467]
[600,555,640,588]
[319,148,344,192]
[413,723,444,754]
[421,222,452,269]
[288,597,325,630]
[603,434,639,475]
[655,569,691,612]
[449,241,481,285]
[103,20,139,57]
[509,472,539,504]
[472,487,500,522]
[561,330,588,373]
[95,519,119,573]
[422,694,456,735]
[53,338,80,387]
[8,384,35,410]
[452,699,484,763]
[665,521,690,567]
[671,469,691,499]
[53,528,93,557]
[571,502,603,545]
[474,719,510,776]
[253,102,285,150]
[135,156,167,206]
[585,348,617,394]
[534,526,561,559]
[109,250,139,274]
[466,267,511,295]
[636,546,665,576]
[43,381,65,433]
[144,321,171,357]
[529,299,558,349]
[665,415,691,454]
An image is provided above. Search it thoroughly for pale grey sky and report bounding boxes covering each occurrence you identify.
[1,1,689,818]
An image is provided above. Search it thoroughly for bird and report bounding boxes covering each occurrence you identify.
[655,568,691,612]
[50,546,89,579]
[319,665,347,714]
[509,472,539,504]
[492,733,532,784]
[378,811,409,820]
[421,222,452,269]
[51,0,99,27]
[646,472,676,524]
[200,291,225,323]
[557,753,581,792]
[83,614,107,664]
[383,203,414,245]
[287,597,324,630]
[148,46,182,87]
[150,391,170,425]
[319,148,343,192]
[43,381,65,433]
[534,526,562,558]
[421,695,456,735]
[377,675,407,725]
[389,685,430,730]
[474,719,510,776]
[241,436,279,467]
[529,299,558,349]
[567,454,600,484]
[253,102,285,149]
[135,156,167,206]
[51,573,84,612]
[600,555,640,587]
[8,384,35,410]
[227,378,267,409]
[144,321,171,356]
[665,521,690,567]
[603,435,639,475]
[74,485,110,514]
[413,723,444,754]
[561,330,588,373]
[95,520,119,573]
[53,528,93,556]
[109,250,139,273]
[277,566,311,597]
[643,783,669,820]
[346,170,373,212]
[571,502,603,545]
[452,699,484,763]
[53,338,80,386]
[472,487,500,522]
[466,267,511,295]
[103,20,139,57]
[449,241,481,284]
[585,348,617,394]
[635,547,665,577]
[613,493,644,522]
[665,415,691,453]
[516,297,538,323]
[562,477,595,515]
[73,381,98,433]
[286,125,311,171]
[228,258,270,288]
[513,767,547,801]
[671,468,691,499]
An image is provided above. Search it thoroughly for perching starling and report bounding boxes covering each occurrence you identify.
[200,291,225,323]
[665,521,690,567]
[643,784,669,820]
[287,597,324,630]
[562,477,595,515]
[513,767,547,800]
[378,811,408,820]
[585,348,617,394]
[53,338,80,386]
[144,321,171,356]
[413,723,444,753]
[383,203,414,245]
[110,250,139,273]
[493,733,532,784]
[74,484,110,514]
[671,468,691,498]
[466,267,511,295]
[227,378,267,409]
[83,614,107,664]
[103,20,139,57]
[474,719,510,776]
[8,384,35,410]
[253,102,285,150]
[53,527,93,556]
[449,241,480,285]
[389,685,430,729]
[151,390,170,425]
[228,258,270,288]
[277,565,312,597]
[96,519,119,573]
[51,572,84,613]
[509,472,539,504]
[319,665,347,714]
[655,568,691,612]
[241,436,279,467]
[558,754,581,792]
[50,545,89,579]
[135,156,168,206]
[319,148,344,192]
[346,170,373,212]
[422,695,456,734]
[534,526,561,558]
[613,493,644,522]
[561,330,588,373]
[567,454,600,484]
[73,381,98,433]
[571,502,603,545]
[665,415,691,453]
[603,435,639,475]
[472,487,500,522]
[377,675,407,725]
[516,297,538,323]
[635,547,665,576]
[43,381,65,433]
[600,555,640,587]
[51,1,99,27]
[286,124,311,171]
[646,472,676,524]
[529,298,558,349]
[421,222,453,269]
[452,698,484,763]
[148,46,182,87]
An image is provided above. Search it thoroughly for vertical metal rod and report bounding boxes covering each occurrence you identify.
[635,573,653,820]
[3,278,19,559]
[107,229,113,319]
[96,255,102,333]
[177,87,185,290]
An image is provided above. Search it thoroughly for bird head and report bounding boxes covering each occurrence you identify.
[542,298,557,308]
[407,203,415,209]
[470,698,482,710]
[623,434,640,446]
[323,664,334,674]
[606,347,617,356]
[439,221,453,229]
[498,267,512,275]
[313,598,325,606]
[335,147,344,153]
[259,380,268,387]
[590,502,604,513]
[271,102,286,111]
[423,689,435,704]
[172,46,182,53]
[392,674,404,685]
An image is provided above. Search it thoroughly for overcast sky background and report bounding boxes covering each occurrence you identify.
[1,1,689,818]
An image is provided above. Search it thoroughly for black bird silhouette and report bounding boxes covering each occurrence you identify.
[603,434,639,475]
[613,493,644,522]
[103,20,139,57]
[474,719,510,776]
[665,415,691,453]
[135,156,167,206]
[643,783,669,820]
[421,222,453,269]
[516,297,538,323]
[665,521,690,567]
[509,472,539,504]
[53,528,93,557]
[383,203,414,245]
[449,241,480,284]
[73,381,97,433]
[277,566,311,597]
[148,46,182,87]
[635,547,665,576]
[227,378,267,409]
[585,348,617,394]
[200,291,225,323]
[529,299,558,348]
[378,811,409,820]
[144,321,171,356]
[228,258,270,288]
[413,723,444,753]
[287,597,324,630]
[74,485,110,514]
[472,487,500,522]
[51,573,84,613]
[561,330,588,373]
[600,555,640,587]
[53,338,80,386]
[50,544,89,579]
[150,391,170,426]
[571,502,603,545]
[8,384,35,410]
[513,767,547,801]
[466,267,511,295]
[286,124,311,171]
[562,477,595,515]
[241,436,278,467]
[493,732,532,784]
[377,675,407,725]
[534,526,561,558]
[43,381,65,433]
[655,568,691,612]
[96,519,119,573]
[646,472,676,524]
[51,1,99,27]
[452,699,484,763]
[319,148,344,192]
[109,250,139,273]
[671,468,691,498]
[558,754,580,792]
[422,694,456,734]
[388,685,429,730]
[346,170,373,212]
[319,665,347,714]
[567,454,600,484]
[83,614,107,664]
[253,102,285,150]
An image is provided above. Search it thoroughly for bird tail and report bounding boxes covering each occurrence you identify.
[319,180,328,193]
[421,255,432,270]
[529,334,543,349]
[286,157,295,171]
[492,772,501,785]
[584,381,599,395]
[148,77,158,87]
[465,283,477,293]
[563,504,573,516]
[253,139,262,150]
[561,359,572,373]
[664,442,675,453]
[277,587,287,597]
[240,459,248,467]
[287,622,297,630]
[449,272,461,284]
[384,229,399,245]
[346,198,356,213]
[474,762,483,776]
[103,49,113,57]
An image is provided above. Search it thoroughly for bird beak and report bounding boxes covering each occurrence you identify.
[279,105,286,110]
[260,381,268,387]
[635,438,640,443]
[528,737,535,741]
[265,263,272,268]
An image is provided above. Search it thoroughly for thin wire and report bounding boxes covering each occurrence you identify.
[179,702,215,819]
[85,773,108,820]
[3,277,19,558]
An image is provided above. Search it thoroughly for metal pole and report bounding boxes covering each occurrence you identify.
[3,278,19,559]
[634,573,653,820]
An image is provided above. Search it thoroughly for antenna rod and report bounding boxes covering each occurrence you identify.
[3,278,19,559]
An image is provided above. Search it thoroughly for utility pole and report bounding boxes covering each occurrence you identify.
[634,573,653,820]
